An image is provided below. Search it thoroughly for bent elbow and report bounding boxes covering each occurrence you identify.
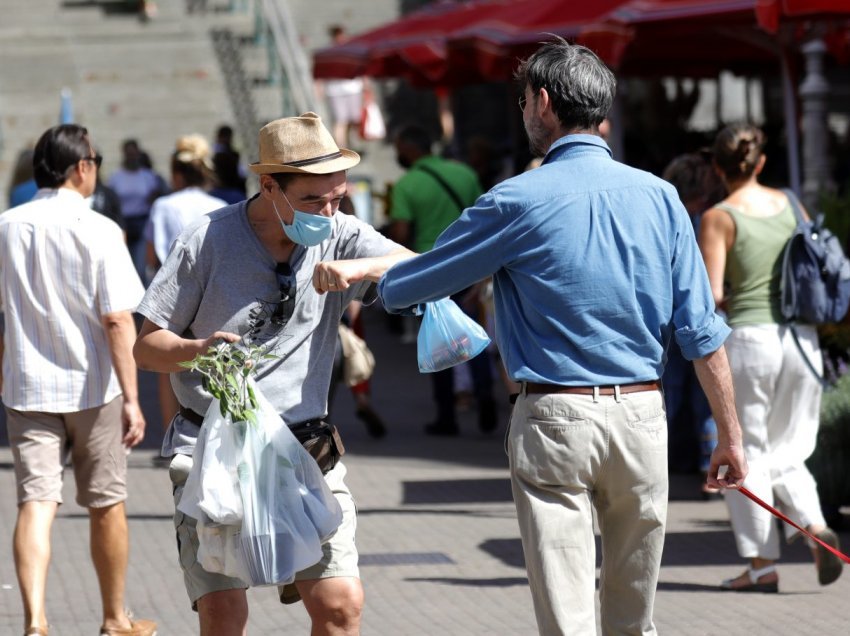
[132,340,154,371]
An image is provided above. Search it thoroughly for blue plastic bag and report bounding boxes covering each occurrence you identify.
[417,298,491,373]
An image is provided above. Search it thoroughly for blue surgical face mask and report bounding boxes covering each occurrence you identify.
[272,189,333,247]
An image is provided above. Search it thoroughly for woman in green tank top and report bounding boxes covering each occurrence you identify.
[699,124,842,593]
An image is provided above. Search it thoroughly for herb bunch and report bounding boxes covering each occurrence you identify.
[178,342,275,425]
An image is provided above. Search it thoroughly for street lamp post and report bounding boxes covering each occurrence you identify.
[799,38,834,210]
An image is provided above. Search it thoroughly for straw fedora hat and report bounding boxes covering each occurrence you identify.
[249,112,360,175]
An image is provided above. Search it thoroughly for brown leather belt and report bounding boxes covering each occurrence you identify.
[179,406,204,426]
[523,380,662,396]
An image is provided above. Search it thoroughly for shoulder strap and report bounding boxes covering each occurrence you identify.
[789,325,830,389]
[713,202,740,215]
[781,188,806,226]
[414,163,467,213]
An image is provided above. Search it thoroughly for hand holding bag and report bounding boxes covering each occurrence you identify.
[417,297,491,373]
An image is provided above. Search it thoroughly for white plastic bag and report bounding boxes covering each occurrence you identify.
[177,399,245,525]
[196,517,250,583]
[417,297,491,373]
[359,101,386,141]
[237,382,343,587]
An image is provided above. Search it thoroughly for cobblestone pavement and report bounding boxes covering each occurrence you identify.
[0,308,848,634]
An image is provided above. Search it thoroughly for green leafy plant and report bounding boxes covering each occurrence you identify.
[178,342,276,425]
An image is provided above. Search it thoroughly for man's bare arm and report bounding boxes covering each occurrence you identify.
[313,247,418,295]
[133,319,240,374]
[102,310,146,448]
[692,345,748,489]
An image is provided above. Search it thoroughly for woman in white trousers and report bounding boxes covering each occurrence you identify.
[698,123,843,592]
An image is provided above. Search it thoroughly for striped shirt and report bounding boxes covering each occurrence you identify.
[0,188,145,412]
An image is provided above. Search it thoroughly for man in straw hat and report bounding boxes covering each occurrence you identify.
[134,112,415,635]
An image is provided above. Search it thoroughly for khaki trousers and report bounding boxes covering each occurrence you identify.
[508,388,668,636]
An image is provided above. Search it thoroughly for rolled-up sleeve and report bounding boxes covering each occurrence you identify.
[675,313,730,360]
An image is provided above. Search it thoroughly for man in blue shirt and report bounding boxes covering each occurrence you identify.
[373,40,748,635]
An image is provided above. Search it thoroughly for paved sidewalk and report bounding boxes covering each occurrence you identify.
[1,307,848,634]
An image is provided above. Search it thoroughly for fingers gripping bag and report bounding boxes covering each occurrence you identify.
[417,297,491,373]
[237,380,343,587]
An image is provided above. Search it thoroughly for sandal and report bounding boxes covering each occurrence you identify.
[24,628,49,636]
[99,618,157,636]
[814,528,844,586]
[720,564,779,593]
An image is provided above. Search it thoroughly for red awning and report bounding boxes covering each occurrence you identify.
[312,0,514,84]
[312,0,629,86]
[312,0,849,86]
[443,0,627,82]
[575,1,780,76]
[756,0,850,33]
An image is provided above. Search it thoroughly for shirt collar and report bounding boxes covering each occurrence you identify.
[542,134,612,165]
[33,187,87,203]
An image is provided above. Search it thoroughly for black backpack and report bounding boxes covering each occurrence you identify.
[779,189,850,326]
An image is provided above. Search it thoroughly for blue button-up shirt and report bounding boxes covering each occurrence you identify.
[378,134,729,385]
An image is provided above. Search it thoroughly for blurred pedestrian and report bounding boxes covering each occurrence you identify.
[377,38,747,635]
[389,123,497,436]
[108,139,163,279]
[699,123,843,592]
[210,150,247,205]
[144,134,226,439]
[661,151,725,495]
[145,134,225,272]
[0,124,154,636]
[323,25,365,147]
[133,112,414,636]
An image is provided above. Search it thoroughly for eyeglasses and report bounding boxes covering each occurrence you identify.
[272,262,296,326]
[518,94,527,111]
[82,154,103,169]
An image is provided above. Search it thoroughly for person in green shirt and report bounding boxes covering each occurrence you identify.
[389,124,497,436]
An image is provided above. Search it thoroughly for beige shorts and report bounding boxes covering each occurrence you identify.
[170,455,359,610]
[5,396,127,508]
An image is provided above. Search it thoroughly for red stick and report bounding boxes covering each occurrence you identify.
[738,486,850,565]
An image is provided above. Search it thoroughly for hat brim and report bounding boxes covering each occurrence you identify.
[249,149,360,175]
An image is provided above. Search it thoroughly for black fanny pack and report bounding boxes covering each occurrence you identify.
[288,420,346,474]
[178,407,345,474]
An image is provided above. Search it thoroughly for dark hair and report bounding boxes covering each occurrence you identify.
[663,153,711,204]
[662,151,726,212]
[216,125,234,142]
[32,124,91,188]
[514,36,616,132]
[395,124,433,154]
[712,123,765,181]
[328,25,345,40]
[270,172,300,192]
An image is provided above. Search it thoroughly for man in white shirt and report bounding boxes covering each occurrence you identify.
[0,124,156,636]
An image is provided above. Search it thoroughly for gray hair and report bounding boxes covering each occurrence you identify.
[515,37,616,132]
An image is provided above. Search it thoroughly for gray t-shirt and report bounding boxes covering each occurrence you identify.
[137,197,399,456]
